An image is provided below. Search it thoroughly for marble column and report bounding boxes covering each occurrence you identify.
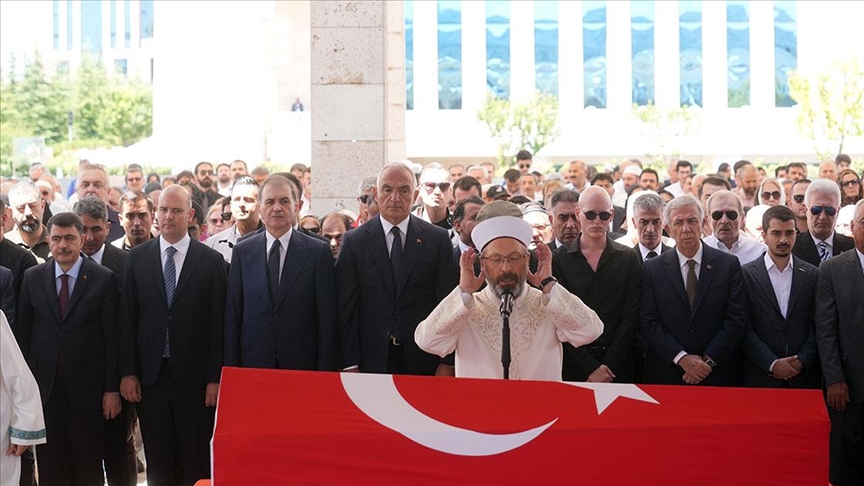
[310,0,405,217]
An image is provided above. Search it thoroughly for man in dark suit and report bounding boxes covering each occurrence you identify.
[741,206,820,389]
[640,195,748,386]
[337,162,457,376]
[553,187,641,383]
[547,189,580,250]
[0,266,14,326]
[451,196,484,279]
[0,198,38,301]
[792,178,854,266]
[225,175,337,371]
[74,196,136,486]
[16,212,121,485]
[76,163,125,243]
[630,192,672,263]
[817,199,864,485]
[119,185,227,485]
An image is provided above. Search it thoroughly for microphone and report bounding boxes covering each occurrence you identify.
[499,290,514,318]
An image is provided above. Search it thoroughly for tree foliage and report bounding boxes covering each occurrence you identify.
[788,58,864,159]
[477,91,560,168]
[631,102,701,166]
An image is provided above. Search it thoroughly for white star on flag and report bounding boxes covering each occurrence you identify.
[561,382,659,415]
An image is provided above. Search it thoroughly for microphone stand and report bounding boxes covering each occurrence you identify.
[499,291,513,380]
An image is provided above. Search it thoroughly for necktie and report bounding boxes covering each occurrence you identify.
[818,241,830,262]
[163,246,177,358]
[646,251,658,260]
[686,259,698,309]
[268,240,282,303]
[58,273,70,319]
[390,226,403,280]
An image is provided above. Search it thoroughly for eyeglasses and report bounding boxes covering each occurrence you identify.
[583,211,612,221]
[761,191,781,201]
[480,253,528,266]
[792,195,805,203]
[422,182,451,193]
[209,218,221,225]
[841,179,861,188]
[711,210,739,221]
[809,206,837,217]
[221,212,233,221]
[40,191,50,196]
[518,163,531,169]
[357,194,371,204]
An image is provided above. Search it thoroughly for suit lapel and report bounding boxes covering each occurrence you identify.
[64,256,91,323]
[691,246,718,315]
[42,263,62,324]
[843,250,864,304]
[662,250,689,308]
[799,234,819,265]
[173,240,202,306]
[786,256,807,318]
[397,217,427,299]
[753,257,783,318]
[366,217,396,297]
[148,240,169,309]
[275,231,310,307]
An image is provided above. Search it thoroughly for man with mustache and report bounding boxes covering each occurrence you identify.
[415,215,603,380]
[547,189,580,250]
[194,161,221,211]
[206,176,263,263]
[741,205,820,389]
[5,182,50,262]
[112,190,155,251]
[704,190,766,265]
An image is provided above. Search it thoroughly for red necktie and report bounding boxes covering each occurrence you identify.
[59,274,70,319]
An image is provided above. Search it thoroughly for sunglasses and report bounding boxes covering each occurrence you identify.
[792,195,805,203]
[358,194,371,204]
[841,179,861,188]
[809,206,837,217]
[761,191,781,201]
[40,191,51,196]
[583,211,612,221]
[711,210,739,221]
[422,182,451,192]
[305,226,321,234]
[518,163,531,169]
[208,218,221,225]
[221,212,233,221]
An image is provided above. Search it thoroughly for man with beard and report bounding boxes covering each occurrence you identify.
[216,163,232,197]
[412,162,453,231]
[547,189,580,250]
[5,182,50,262]
[206,176,263,263]
[194,162,220,210]
[112,190,154,250]
[415,215,603,380]
[735,164,759,209]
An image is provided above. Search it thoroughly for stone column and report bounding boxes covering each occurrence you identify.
[310,1,405,217]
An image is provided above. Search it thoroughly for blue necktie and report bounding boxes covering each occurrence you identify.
[268,240,282,303]
[163,246,177,358]
[818,242,830,262]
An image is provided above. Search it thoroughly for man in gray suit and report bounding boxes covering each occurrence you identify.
[741,206,819,389]
[817,199,864,485]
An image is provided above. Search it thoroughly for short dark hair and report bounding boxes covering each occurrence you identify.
[231,160,248,170]
[774,165,788,177]
[453,196,485,222]
[503,168,521,183]
[126,163,143,173]
[791,178,812,193]
[194,161,212,174]
[640,168,659,180]
[119,190,154,213]
[549,189,580,210]
[733,160,752,173]
[591,173,614,185]
[47,212,84,235]
[452,175,482,198]
[217,163,230,170]
[73,195,108,221]
[515,150,532,161]
[290,163,308,174]
[762,205,796,232]
[787,162,807,173]
[676,160,692,172]
[269,172,302,202]
[509,195,532,205]
[836,153,851,164]
[190,200,205,226]
[176,170,194,181]
[699,176,731,197]
[717,162,731,173]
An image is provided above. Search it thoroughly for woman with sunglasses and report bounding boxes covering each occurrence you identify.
[756,177,786,207]
[838,169,862,207]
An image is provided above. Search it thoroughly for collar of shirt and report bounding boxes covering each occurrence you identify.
[380,216,410,240]
[458,240,472,254]
[857,249,864,274]
[676,242,704,270]
[811,232,835,250]
[54,253,84,280]
[555,238,565,249]
[89,244,106,265]
[265,228,293,254]
[763,252,793,274]
[638,242,662,260]
[160,233,191,258]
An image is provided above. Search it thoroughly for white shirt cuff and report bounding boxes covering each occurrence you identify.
[342,365,359,371]
[769,359,778,373]
[673,351,687,365]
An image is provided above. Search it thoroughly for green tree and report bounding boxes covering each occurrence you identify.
[788,58,864,159]
[477,91,560,168]
[631,102,701,167]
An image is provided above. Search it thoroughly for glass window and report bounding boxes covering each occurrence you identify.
[405,0,414,110]
[140,0,154,40]
[534,1,558,97]
[57,61,70,75]
[66,0,73,50]
[631,1,655,106]
[437,1,462,110]
[486,1,510,99]
[727,1,750,107]
[679,1,702,106]
[110,0,117,49]
[774,1,797,107]
[583,1,607,108]
[115,59,128,76]
[53,1,60,50]
[81,0,103,53]
[124,0,131,48]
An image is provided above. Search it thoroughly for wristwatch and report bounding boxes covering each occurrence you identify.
[701,355,717,369]
[540,276,558,289]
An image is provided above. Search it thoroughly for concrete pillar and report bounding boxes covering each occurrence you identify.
[311,0,405,217]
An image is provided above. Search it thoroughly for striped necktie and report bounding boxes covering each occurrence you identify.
[818,241,830,262]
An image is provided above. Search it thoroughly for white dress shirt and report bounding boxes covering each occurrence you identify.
[765,253,794,319]
[857,249,864,274]
[159,234,191,286]
[704,234,767,265]
[88,244,106,265]
[810,232,834,257]
[673,243,704,365]
[54,255,84,296]
[264,229,293,283]
[638,242,663,261]
[380,216,410,253]
[666,182,686,198]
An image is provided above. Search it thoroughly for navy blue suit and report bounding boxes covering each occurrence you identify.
[225,229,337,371]
[640,243,748,386]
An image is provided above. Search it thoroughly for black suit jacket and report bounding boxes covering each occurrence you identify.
[792,231,855,267]
[337,215,457,374]
[611,205,626,236]
[100,243,128,278]
[0,266,15,326]
[816,248,864,403]
[0,238,38,299]
[640,244,748,386]
[17,257,120,411]
[225,230,337,371]
[741,254,820,388]
[553,237,642,382]
[633,243,673,265]
[120,238,227,389]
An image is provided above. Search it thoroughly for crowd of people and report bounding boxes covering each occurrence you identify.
[0,150,862,485]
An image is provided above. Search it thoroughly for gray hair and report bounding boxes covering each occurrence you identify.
[632,192,664,216]
[664,194,704,223]
[73,195,108,221]
[804,178,841,207]
[377,161,416,188]
[358,176,377,195]
[8,181,41,204]
[855,199,864,218]
[706,189,743,214]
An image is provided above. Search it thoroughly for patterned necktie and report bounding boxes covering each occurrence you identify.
[268,240,282,303]
[818,241,830,262]
[646,251,658,260]
[390,226,403,281]
[686,259,698,309]
[58,273,70,319]
[163,246,177,358]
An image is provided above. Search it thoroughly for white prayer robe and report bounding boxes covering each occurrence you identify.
[415,284,604,381]
[0,311,46,485]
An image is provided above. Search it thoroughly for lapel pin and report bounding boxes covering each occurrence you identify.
[706,264,712,270]
[416,238,422,244]
[82,275,87,280]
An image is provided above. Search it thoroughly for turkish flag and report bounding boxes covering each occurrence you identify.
[213,368,828,485]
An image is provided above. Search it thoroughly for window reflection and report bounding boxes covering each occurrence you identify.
[679,1,703,107]
[534,1,558,97]
[583,1,607,108]
[438,1,462,110]
[774,1,797,107]
[632,1,655,105]
[486,1,510,99]
[727,1,750,107]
